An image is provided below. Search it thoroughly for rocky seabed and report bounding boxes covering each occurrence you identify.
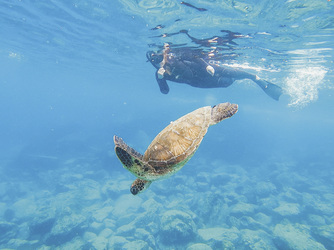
[0,157,333,249]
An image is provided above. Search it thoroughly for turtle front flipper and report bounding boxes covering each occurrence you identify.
[114,136,157,179]
[130,178,152,195]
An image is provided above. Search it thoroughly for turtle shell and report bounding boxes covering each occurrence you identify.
[143,106,211,169]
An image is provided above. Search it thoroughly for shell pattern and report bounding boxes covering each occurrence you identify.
[143,106,212,170]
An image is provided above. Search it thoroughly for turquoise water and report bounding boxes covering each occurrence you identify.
[1,0,334,249]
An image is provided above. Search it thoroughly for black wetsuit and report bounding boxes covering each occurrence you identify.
[147,48,282,100]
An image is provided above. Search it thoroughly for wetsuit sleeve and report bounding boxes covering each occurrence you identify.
[155,71,169,94]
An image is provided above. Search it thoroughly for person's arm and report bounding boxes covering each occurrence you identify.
[155,71,169,94]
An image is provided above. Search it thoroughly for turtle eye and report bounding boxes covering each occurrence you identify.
[130,186,139,195]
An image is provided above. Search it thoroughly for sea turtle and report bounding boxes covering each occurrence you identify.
[114,102,238,195]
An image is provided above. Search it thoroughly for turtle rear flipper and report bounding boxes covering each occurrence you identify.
[114,136,156,179]
[130,178,152,195]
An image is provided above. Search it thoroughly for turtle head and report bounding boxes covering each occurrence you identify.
[146,51,163,69]
[130,179,152,195]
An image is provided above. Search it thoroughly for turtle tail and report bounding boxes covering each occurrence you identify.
[210,102,238,125]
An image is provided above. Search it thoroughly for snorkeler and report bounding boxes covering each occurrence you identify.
[146,44,283,101]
